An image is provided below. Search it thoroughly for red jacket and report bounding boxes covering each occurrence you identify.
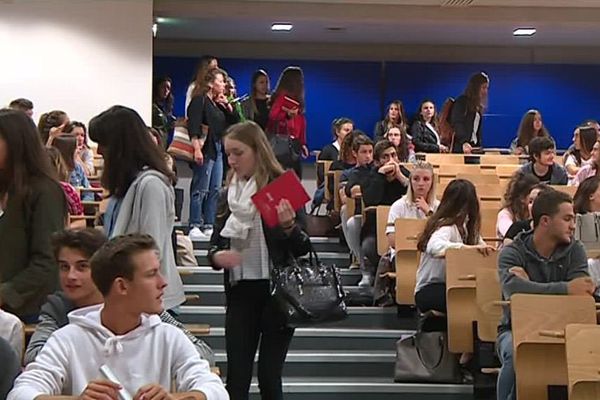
[266,91,307,146]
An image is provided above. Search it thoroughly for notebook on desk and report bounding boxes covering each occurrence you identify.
[251,170,310,227]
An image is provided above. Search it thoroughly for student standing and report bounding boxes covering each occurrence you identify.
[241,69,271,130]
[451,72,489,154]
[209,121,311,400]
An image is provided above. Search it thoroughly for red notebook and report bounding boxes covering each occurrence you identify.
[282,95,300,110]
[251,170,310,227]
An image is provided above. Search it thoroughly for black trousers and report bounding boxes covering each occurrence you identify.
[225,280,294,400]
[415,282,447,313]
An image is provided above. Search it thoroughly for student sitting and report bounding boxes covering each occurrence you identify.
[564,126,596,185]
[518,136,568,185]
[570,140,600,186]
[9,234,227,400]
[509,109,554,155]
[415,179,494,314]
[502,183,550,245]
[24,228,214,367]
[386,161,440,251]
[496,172,539,240]
[319,117,354,162]
[356,140,411,285]
[496,190,594,400]
[339,135,376,275]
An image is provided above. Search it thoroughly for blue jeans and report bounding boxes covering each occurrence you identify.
[189,145,223,229]
[496,330,516,400]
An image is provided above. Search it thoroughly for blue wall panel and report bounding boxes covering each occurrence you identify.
[154,56,600,151]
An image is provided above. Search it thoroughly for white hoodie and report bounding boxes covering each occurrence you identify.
[8,305,228,400]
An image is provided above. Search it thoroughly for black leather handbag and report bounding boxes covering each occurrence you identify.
[271,250,347,328]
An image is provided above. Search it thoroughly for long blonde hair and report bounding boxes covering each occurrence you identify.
[406,161,437,205]
[224,121,284,189]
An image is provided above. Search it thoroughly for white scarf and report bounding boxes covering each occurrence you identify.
[220,175,258,240]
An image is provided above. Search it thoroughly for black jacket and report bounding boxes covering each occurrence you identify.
[411,120,441,153]
[344,164,409,207]
[187,95,240,161]
[450,95,483,153]
[208,188,312,284]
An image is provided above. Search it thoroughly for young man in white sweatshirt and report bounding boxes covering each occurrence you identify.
[9,234,228,400]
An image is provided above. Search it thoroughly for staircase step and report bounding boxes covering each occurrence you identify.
[193,249,351,269]
[215,350,396,378]
[190,236,348,253]
[248,377,472,400]
[179,306,416,330]
[179,266,363,287]
[204,327,409,351]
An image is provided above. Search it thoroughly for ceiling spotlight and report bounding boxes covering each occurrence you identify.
[513,28,536,37]
[271,23,293,32]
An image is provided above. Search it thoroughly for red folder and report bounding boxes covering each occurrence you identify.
[282,95,300,110]
[251,170,310,227]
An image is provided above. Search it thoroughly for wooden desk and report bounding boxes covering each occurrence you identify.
[565,324,600,400]
[445,248,498,353]
[511,294,597,400]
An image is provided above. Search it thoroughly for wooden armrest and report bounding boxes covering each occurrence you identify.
[184,323,210,335]
[481,367,500,375]
[538,330,565,339]
[25,324,36,335]
[458,274,476,281]
[364,206,377,213]
[493,300,510,306]
[185,294,200,302]
[379,272,397,279]
[482,237,503,242]
[81,201,102,206]
[210,366,221,375]
[77,187,104,192]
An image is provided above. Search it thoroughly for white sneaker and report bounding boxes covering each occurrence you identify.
[189,227,207,241]
[203,227,214,238]
[358,273,373,287]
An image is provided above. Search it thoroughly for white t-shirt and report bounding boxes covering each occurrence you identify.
[0,309,23,359]
[386,196,440,235]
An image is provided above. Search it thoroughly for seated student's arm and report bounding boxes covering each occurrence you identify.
[496,208,514,239]
[553,164,569,185]
[426,226,465,257]
[564,154,580,176]
[24,313,60,366]
[170,328,229,400]
[498,245,570,297]
[385,201,403,249]
[9,334,70,400]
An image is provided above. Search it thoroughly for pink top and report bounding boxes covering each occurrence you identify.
[60,182,84,216]
[496,208,514,239]
[570,164,597,187]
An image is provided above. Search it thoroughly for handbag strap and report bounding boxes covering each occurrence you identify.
[414,333,446,370]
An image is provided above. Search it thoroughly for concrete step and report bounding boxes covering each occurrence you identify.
[190,235,349,254]
[179,266,363,288]
[204,326,408,351]
[216,349,396,378]
[192,249,351,269]
[246,377,472,400]
[179,305,417,330]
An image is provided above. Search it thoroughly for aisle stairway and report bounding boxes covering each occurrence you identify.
[179,235,473,400]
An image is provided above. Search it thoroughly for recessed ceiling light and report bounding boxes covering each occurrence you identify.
[271,23,293,32]
[156,17,167,23]
[513,28,536,37]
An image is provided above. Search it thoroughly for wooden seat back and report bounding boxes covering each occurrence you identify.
[475,268,503,342]
[479,154,520,165]
[550,185,577,197]
[456,173,500,185]
[565,324,600,400]
[376,206,391,256]
[394,218,426,305]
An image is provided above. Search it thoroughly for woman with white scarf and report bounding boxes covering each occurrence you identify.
[208,121,311,400]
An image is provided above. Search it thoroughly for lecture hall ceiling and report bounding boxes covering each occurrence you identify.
[154,0,600,46]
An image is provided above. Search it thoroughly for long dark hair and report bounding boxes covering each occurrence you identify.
[516,109,550,149]
[66,121,90,149]
[384,100,408,132]
[565,126,597,166]
[38,110,68,144]
[153,76,174,115]
[0,109,60,199]
[89,106,176,198]
[51,135,77,172]
[417,179,481,252]
[502,171,540,221]
[574,176,600,214]
[249,69,270,117]
[463,72,489,113]
[416,99,439,130]
[271,66,305,111]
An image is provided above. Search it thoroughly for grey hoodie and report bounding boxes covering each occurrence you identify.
[498,230,589,333]
[110,169,185,310]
